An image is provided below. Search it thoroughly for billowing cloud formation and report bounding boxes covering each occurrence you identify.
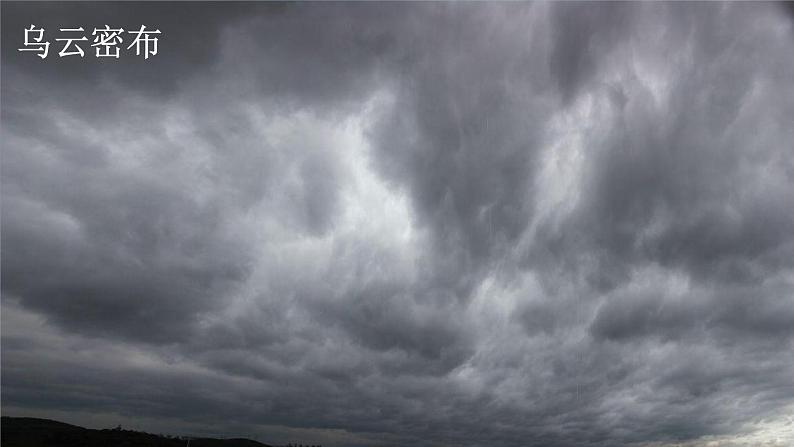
[2,3,794,446]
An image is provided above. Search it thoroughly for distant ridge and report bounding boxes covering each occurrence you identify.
[0,416,274,447]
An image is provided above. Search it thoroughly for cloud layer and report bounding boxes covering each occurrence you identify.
[2,3,794,446]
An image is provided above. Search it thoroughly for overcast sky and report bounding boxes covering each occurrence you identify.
[2,2,794,446]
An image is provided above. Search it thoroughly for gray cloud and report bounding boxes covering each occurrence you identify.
[2,2,794,447]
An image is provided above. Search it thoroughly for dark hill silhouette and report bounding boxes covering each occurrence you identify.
[1,416,276,447]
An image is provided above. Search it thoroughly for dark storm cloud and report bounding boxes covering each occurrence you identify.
[2,2,794,447]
